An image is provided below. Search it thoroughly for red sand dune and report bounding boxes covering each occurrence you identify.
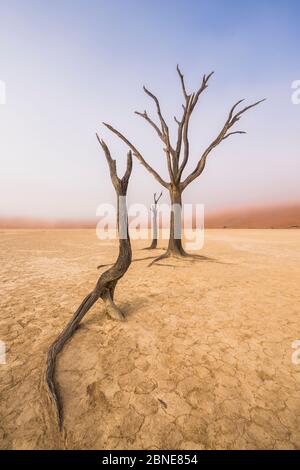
[0,204,300,229]
[0,217,96,229]
[203,203,300,229]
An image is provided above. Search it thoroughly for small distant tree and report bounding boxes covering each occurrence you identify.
[145,191,162,250]
[46,138,132,429]
[104,66,264,263]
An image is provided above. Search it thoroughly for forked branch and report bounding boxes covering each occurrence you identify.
[134,110,163,140]
[181,98,266,189]
[103,122,169,188]
[154,191,163,204]
[175,65,214,180]
[141,85,177,181]
[143,86,169,136]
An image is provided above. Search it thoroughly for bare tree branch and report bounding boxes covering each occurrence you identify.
[134,110,163,139]
[123,150,133,187]
[176,64,189,100]
[223,130,246,140]
[142,86,176,182]
[135,109,175,183]
[96,134,117,183]
[181,98,265,189]
[143,86,169,135]
[190,71,214,112]
[174,67,214,182]
[176,94,194,182]
[154,191,163,204]
[103,122,169,188]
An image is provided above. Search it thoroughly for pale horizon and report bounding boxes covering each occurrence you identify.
[1,201,300,229]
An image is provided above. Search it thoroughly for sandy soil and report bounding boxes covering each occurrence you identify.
[0,229,300,450]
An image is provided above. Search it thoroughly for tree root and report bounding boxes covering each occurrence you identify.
[102,290,126,321]
[97,255,157,269]
[148,251,172,266]
[45,291,99,428]
[148,249,212,266]
[45,285,128,430]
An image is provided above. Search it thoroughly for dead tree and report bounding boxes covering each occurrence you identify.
[103,66,265,263]
[45,138,132,429]
[145,191,162,249]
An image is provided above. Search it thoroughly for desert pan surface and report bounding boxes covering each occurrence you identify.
[1,228,300,450]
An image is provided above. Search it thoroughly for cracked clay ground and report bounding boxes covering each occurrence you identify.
[0,229,300,449]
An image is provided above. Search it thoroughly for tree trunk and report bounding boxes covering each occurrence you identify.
[145,191,162,250]
[45,145,132,429]
[167,185,186,256]
[149,206,158,249]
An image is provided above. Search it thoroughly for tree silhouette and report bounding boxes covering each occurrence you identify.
[145,191,162,250]
[46,138,132,429]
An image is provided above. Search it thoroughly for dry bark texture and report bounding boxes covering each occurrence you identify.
[45,140,133,428]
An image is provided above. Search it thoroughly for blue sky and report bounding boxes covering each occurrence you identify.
[0,0,299,219]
